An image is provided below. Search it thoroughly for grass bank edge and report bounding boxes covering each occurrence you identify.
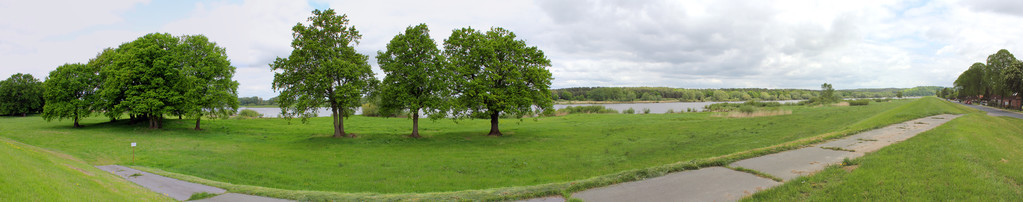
[132,97,974,201]
[0,137,174,202]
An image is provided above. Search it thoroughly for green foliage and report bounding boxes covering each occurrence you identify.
[623,107,636,114]
[0,73,45,116]
[557,106,618,114]
[643,108,651,114]
[376,24,450,137]
[705,101,782,112]
[238,96,278,106]
[816,83,838,104]
[43,63,99,127]
[271,9,377,137]
[848,99,870,106]
[748,113,1021,201]
[444,27,554,136]
[175,35,239,129]
[237,109,263,118]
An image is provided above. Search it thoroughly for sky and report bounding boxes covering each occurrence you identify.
[2,0,1023,98]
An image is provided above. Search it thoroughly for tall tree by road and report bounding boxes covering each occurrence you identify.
[0,73,44,116]
[271,9,376,138]
[42,63,98,127]
[444,27,554,136]
[376,23,450,138]
[985,49,1017,105]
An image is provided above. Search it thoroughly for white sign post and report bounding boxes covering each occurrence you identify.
[131,142,136,164]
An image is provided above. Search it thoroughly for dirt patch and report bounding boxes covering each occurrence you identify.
[64,164,94,176]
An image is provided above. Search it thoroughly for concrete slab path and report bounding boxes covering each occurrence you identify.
[574,167,780,202]
[96,165,291,201]
[557,114,961,202]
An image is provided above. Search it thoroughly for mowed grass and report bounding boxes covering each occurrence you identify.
[0,137,172,201]
[746,112,1023,201]
[0,97,967,195]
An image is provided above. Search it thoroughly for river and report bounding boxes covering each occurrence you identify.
[240,100,804,117]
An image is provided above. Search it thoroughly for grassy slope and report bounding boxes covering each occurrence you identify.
[0,97,966,198]
[747,110,1023,200]
[0,137,172,201]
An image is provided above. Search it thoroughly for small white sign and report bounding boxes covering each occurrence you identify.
[131,142,136,147]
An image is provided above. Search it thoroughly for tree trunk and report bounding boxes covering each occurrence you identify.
[488,111,502,136]
[73,116,81,128]
[331,103,345,138]
[410,112,421,138]
[194,117,202,130]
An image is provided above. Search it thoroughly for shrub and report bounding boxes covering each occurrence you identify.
[624,107,636,114]
[642,108,650,114]
[237,109,263,118]
[557,106,618,114]
[666,109,675,113]
[361,102,381,117]
[849,99,870,106]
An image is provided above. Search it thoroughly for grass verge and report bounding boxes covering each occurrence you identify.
[745,113,1023,201]
[0,97,973,200]
[0,137,172,201]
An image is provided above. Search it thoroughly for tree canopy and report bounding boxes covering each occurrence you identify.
[0,73,45,116]
[95,33,238,128]
[376,23,450,138]
[272,9,377,138]
[444,27,554,136]
[42,63,99,127]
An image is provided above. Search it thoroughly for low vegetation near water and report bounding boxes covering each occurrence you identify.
[0,97,972,200]
[747,112,1022,201]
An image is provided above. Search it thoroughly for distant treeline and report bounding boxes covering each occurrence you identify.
[238,96,278,106]
[551,86,940,102]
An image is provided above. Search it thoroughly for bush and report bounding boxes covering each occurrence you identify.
[624,107,636,114]
[557,106,618,114]
[642,108,650,114]
[849,99,870,106]
[361,102,381,117]
[666,109,675,113]
[237,109,263,118]
[705,101,781,112]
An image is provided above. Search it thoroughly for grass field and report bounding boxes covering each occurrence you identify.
[0,137,172,201]
[0,97,970,200]
[746,111,1022,200]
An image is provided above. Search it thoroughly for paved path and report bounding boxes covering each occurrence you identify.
[567,114,960,202]
[96,165,290,201]
[955,102,1023,119]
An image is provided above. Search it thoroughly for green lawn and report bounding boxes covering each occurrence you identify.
[0,97,970,200]
[0,137,172,201]
[746,112,1023,201]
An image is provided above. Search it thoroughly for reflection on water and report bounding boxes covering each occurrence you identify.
[241,100,803,117]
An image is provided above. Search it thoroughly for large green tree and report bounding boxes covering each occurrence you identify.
[954,63,986,99]
[376,23,450,138]
[0,73,45,116]
[985,49,1016,105]
[271,9,376,138]
[444,27,554,136]
[175,35,239,130]
[100,33,182,128]
[42,63,99,127]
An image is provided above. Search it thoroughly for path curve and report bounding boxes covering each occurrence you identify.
[97,165,290,202]
[954,101,1023,119]
[566,114,961,202]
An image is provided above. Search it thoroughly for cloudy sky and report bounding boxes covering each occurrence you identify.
[2,0,1022,98]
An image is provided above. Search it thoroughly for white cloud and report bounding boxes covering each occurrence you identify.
[4,0,1023,98]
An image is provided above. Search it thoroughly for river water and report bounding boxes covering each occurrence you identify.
[241,100,804,117]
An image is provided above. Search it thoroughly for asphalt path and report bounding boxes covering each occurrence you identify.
[954,101,1023,119]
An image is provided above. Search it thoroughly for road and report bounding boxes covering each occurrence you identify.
[954,101,1023,119]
